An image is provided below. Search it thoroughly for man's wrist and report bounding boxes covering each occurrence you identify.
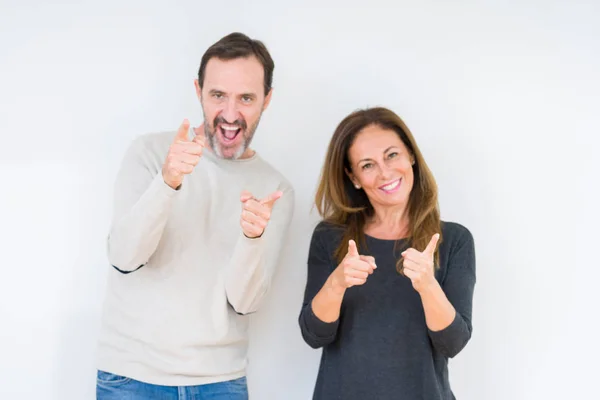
[243,231,263,239]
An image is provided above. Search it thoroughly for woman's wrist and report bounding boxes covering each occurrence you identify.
[326,274,346,298]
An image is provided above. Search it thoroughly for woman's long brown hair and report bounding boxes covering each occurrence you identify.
[314,107,442,273]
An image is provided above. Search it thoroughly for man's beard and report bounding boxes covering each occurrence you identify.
[202,109,262,160]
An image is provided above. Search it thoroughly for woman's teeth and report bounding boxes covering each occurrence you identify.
[381,179,400,191]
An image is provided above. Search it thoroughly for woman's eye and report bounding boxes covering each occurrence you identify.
[361,163,373,170]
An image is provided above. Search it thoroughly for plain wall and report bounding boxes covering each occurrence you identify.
[0,1,598,399]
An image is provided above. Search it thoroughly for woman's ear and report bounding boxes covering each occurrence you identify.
[345,167,361,189]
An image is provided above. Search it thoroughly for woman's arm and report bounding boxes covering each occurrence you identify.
[299,230,375,348]
[402,228,476,358]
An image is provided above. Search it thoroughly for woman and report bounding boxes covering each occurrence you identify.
[299,107,476,399]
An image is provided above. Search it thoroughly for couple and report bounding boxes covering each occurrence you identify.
[96,32,476,400]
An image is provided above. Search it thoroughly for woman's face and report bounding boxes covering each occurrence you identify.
[346,124,415,210]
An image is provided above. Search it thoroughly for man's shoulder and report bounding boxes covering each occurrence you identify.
[117,131,173,169]
[251,154,294,193]
[131,130,175,154]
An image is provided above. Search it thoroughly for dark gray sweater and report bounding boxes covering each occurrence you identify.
[299,221,476,400]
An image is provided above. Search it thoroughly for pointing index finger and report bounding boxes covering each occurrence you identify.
[174,119,190,142]
[260,190,283,208]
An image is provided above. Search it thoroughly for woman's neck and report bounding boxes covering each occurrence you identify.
[364,204,410,240]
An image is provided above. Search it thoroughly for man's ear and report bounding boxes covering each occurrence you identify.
[194,79,202,102]
[262,88,273,111]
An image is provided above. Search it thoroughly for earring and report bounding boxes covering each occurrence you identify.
[355,184,361,189]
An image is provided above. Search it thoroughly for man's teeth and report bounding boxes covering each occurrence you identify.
[382,180,400,191]
[220,125,240,140]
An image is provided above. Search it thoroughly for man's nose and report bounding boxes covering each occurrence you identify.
[221,98,239,123]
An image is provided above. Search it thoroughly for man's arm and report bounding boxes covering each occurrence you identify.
[224,185,295,314]
[107,136,176,272]
[107,121,203,272]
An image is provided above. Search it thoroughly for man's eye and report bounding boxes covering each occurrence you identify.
[242,96,252,103]
[213,93,223,99]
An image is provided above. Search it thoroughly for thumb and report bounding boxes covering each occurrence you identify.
[348,240,359,258]
[174,119,190,142]
[424,233,440,256]
[193,123,206,145]
[240,190,255,203]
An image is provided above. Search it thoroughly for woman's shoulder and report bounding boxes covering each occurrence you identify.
[314,219,344,231]
[439,221,475,258]
[311,220,346,245]
[441,220,474,244]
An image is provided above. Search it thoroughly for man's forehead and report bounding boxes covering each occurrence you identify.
[203,56,265,94]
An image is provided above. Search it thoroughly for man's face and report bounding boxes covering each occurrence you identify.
[195,56,272,159]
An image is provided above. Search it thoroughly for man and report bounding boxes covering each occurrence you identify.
[96,32,294,399]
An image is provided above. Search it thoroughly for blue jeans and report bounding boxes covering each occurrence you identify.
[96,370,248,400]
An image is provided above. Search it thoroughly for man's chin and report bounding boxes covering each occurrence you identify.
[216,144,246,160]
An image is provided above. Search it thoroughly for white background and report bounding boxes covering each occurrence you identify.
[1,0,598,399]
